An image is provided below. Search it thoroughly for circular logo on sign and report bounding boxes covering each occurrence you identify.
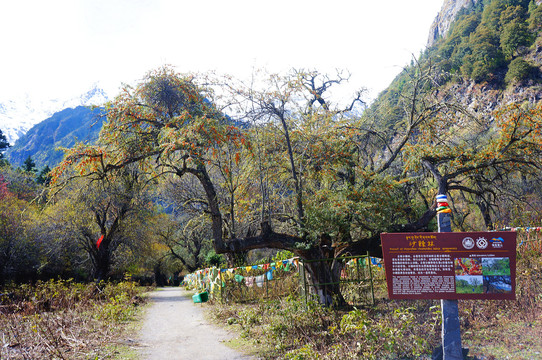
[462,237,475,249]
[476,237,488,249]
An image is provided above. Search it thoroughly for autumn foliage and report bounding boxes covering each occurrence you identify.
[44,65,542,296]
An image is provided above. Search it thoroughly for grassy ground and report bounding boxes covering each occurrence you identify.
[203,242,542,360]
[0,279,149,359]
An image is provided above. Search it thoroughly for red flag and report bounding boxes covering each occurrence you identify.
[96,234,104,249]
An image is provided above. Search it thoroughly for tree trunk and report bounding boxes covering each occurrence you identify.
[302,252,346,306]
[189,165,225,252]
[94,246,111,282]
[190,162,438,305]
[93,232,114,282]
[279,115,305,229]
[477,199,494,230]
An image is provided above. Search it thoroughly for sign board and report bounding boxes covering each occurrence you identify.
[380,231,516,300]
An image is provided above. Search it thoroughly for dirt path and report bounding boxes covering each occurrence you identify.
[138,287,255,360]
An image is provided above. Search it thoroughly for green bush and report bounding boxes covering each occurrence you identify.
[205,250,225,267]
[471,60,493,82]
[528,0,542,30]
[505,57,538,84]
[500,20,532,59]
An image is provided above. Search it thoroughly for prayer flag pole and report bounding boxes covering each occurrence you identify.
[437,194,464,360]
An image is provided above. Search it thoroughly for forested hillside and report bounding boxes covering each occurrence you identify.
[373,0,542,116]
[366,0,542,231]
[428,0,542,84]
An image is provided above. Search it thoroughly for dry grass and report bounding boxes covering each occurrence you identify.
[0,279,147,360]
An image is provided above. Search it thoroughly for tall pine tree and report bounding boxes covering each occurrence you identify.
[0,129,9,154]
[0,129,10,165]
[22,156,37,173]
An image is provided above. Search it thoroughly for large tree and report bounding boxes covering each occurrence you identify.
[0,173,39,284]
[52,65,542,303]
[50,165,151,280]
[52,67,240,256]
[409,102,542,229]
[51,67,444,303]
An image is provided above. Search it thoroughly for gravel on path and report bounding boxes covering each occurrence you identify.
[138,287,255,360]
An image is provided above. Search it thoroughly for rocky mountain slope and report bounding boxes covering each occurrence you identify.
[428,0,542,47]
[377,0,542,120]
[0,86,107,146]
[427,0,479,47]
[5,106,105,168]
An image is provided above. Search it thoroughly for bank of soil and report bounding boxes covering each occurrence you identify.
[138,287,255,360]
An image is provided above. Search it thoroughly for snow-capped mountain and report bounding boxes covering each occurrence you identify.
[0,85,108,146]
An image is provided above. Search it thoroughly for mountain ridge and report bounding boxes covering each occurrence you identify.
[0,85,108,146]
[5,106,105,168]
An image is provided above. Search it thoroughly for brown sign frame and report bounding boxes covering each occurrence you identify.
[380,231,516,300]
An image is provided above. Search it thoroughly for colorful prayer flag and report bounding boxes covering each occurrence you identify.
[96,234,104,249]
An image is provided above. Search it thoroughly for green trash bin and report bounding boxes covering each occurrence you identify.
[192,291,209,303]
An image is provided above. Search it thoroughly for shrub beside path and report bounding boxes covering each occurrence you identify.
[138,287,254,360]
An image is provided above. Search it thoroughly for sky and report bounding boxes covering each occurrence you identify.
[0,0,444,103]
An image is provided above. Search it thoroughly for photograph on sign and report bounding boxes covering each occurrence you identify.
[380,232,516,300]
[455,275,483,294]
[454,257,482,275]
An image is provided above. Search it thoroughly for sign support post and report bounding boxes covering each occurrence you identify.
[437,194,464,360]
[380,220,516,359]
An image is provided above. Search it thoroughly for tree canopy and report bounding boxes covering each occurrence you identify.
[46,61,542,302]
